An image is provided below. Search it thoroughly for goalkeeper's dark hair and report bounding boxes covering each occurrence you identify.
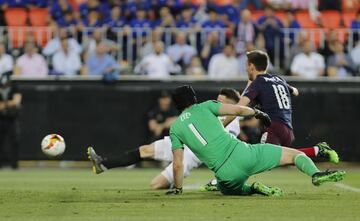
[219,88,240,103]
[246,50,269,71]
[172,85,197,112]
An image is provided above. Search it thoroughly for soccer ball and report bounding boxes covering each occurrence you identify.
[41,134,66,157]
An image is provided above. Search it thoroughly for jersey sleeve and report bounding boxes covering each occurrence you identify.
[201,100,222,116]
[170,127,183,150]
[243,79,260,101]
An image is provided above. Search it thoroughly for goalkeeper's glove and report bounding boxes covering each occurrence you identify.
[165,187,183,195]
[253,109,271,127]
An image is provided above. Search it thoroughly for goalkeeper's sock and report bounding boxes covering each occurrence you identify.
[298,146,319,157]
[294,154,320,177]
[102,149,141,169]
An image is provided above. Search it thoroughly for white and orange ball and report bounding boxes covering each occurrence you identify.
[41,134,66,157]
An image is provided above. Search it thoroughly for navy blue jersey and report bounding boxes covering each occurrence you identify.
[243,73,294,129]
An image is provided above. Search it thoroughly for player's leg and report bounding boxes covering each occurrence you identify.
[297,142,339,164]
[278,146,345,186]
[87,146,142,174]
[87,137,173,174]
[150,174,171,190]
[263,123,339,164]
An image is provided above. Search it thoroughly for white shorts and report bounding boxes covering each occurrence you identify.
[154,136,202,184]
[154,136,173,162]
[161,147,202,184]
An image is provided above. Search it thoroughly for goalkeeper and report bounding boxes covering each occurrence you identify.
[167,85,345,196]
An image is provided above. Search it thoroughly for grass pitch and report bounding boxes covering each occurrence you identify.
[0,166,359,221]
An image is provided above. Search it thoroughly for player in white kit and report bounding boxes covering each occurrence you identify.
[87,88,242,189]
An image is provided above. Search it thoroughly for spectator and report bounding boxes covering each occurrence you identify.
[186,56,206,76]
[288,30,309,65]
[238,42,256,76]
[153,6,175,28]
[106,6,126,30]
[319,30,338,62]
[0,74,21,169]
[129,7,152,28]
[220,0,242,24]
[351,10,360,42]
[86,43,120,78]
[283,10,301,44]
[202,8,225,29]
[240,0,262,10]
[257,4,284,64]
[80,9,103,29]
[235,9,256,54]
[0,43,13,76]
[52,38,82,76]
[166,32,197,68]
[147,91,177,142]
[176,6,197,28]
[56,9,78,28]
[290,40,325,78]
[15,42,48,77]
[78,0,108,20]
[50,0,73,21]
[327,40,357,77]
[208,44,239,78]
[83,28,118,57]
[43,28,82,56]
[200,31,222,70]
[350,40,360,70]
[141,30,161,59]
[135,41,180,78]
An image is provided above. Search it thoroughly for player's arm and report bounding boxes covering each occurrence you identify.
[222,80,253,127]
[219,103,271,127]
[166,130,184,195]
[172,149,184,189]
[290,86,299,96]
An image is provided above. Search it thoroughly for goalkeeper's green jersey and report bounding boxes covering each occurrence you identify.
[170,100,239,172]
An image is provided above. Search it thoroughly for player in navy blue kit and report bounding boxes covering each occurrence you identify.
[240,50,339,163]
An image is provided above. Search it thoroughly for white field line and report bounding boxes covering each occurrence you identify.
[334,183,360,193]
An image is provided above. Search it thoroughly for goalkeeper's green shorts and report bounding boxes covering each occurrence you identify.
[215,142,282,195]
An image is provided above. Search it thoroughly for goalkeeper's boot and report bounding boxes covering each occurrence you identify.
[316,142,339,164]
[199,179,219,192]
[87,146,107,174]
[312,170,346,186]
[251,182,283,197]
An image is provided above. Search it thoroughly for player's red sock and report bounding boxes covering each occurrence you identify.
[298,146,319,157]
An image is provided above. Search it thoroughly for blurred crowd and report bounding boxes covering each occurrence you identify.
[0,0,360,79]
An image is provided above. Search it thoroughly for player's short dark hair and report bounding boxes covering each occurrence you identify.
[172,85,197,111]
[246,50,269,72]
[219,88,240,103]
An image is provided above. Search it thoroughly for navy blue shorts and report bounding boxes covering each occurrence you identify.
[261,120,294,146]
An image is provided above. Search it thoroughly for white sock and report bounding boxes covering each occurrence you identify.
[314,146,319,156]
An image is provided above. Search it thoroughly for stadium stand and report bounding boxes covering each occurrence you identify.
[0,0,358,77]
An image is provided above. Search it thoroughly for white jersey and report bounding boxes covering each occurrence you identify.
[154,117,241,183]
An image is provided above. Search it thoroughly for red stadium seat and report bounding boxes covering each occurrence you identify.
[320,10,341,29]
[296,11,317,28]
[7,27,29,48]
[32,27,52,47]
[29,8,49,26]
[4,8,27,26]
[343,11,356,28]
[251,11,264,22]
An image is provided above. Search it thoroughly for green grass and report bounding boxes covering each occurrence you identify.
[0,166,359,221]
